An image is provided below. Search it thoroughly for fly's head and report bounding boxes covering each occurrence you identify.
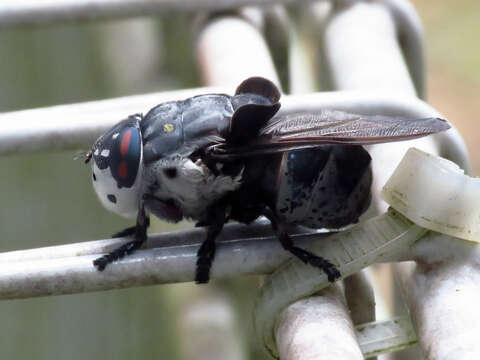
[87,114,144,219]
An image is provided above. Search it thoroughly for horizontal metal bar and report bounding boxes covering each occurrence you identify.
[0,220,271,263]
[0,222,324,300]
[0,86,221,155]
[0,87,449,156]
[0,212,432,301]
[0,0,311,28]
[1,85,469,173]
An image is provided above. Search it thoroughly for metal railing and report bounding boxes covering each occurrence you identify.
[0,1,476,359]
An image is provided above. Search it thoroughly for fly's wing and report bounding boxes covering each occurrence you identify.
[209,109,450,158]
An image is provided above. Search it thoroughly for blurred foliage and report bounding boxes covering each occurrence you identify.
[414,0,480,85]
[0,23,110,111]
[412,0,480,174]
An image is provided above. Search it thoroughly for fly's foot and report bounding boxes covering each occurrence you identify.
[95,207,148,271]
[195,257,211,284]
[93,256,110,271]
[309,256,341,282]
[287,246,341,282]
[93,240,143,271]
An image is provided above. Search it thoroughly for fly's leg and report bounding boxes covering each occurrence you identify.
[93,206,149,271]
[111,217,150,238]
[195,203,226,284]
[263,209,341,282]
[195,234,216,284]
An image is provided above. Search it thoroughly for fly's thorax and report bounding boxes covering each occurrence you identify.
[144,156,243,219]
[140,95,233,164]
[145,157,205,201]
[91,116,143,219]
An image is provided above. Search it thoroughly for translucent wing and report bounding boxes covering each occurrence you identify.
[210,110,450,158]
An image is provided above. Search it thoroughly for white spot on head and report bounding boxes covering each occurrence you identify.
[91,144,144,219]
[101,149,110,157]
[92,161,142,219]
[112,133,119,139]
[94,149,99,155]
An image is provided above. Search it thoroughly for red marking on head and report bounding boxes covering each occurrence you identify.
[84,151,92,164]
[120,130,132,156]
[118,162,128,179]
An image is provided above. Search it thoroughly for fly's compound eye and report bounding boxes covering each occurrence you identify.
[92,117,142,189]
[90,116,144,219]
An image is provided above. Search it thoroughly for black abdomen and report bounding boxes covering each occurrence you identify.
[270,145,372,229]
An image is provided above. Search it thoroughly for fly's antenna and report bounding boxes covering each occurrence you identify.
[73,150,92,164]
[84,151,92,164]
[131,113,143,122]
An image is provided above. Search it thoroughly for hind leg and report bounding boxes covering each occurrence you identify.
[263,209,341,282]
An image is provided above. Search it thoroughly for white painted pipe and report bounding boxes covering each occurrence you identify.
[0,224,324,300]
[0,0,312,27]
[195,15,280,88]
[0,87,468,172]
[275,286,364,360]
[324,1,416,96]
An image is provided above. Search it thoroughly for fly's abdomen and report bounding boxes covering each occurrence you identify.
[274,146,372,229]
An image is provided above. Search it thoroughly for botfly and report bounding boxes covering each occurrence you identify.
[85,77,449,283]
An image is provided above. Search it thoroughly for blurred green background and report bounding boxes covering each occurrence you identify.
[0,1,478,359]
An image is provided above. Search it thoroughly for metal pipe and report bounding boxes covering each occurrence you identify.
[305,0,425,97]
[343,271,376,325]
[174,286,247,360]
[195,14,280,87]
[0,86,221,156]
[0,221,274,263]
[379,0,426,98]
[396,233,480,360]
[0,225,324,300]
[0,0,313,28]
[275,286,364,360]
[0,87,468,166]
[324,1,417,96]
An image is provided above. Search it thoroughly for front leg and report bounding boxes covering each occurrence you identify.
[112,217,150,238]
[93,205,149,271]
[263,209,341,282]
[195,203,227,284]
